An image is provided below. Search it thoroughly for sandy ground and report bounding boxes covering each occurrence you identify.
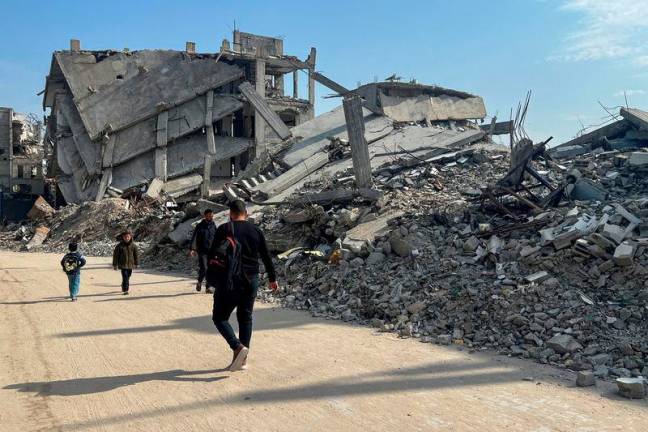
[0,250,646,432]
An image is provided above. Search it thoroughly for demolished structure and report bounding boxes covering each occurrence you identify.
[0,107,47,220]
[42,32,316,204]
[7,30,648,389]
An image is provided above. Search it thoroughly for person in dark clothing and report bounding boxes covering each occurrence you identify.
[189,209,217,294]
[60,242,86,302]
[207,199,278,372]
[112,230,139,295]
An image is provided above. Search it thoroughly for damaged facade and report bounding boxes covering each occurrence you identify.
[0,108,46,221]
[42,31,316,205]
[0,107,45,196]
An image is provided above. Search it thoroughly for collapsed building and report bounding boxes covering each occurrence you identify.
[42,31,316,204]
[0,108,47,220]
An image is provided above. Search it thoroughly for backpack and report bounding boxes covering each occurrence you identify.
[62,253,80,274]
[208,222,245,290]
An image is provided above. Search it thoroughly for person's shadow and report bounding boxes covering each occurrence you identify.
[4,369,227,396]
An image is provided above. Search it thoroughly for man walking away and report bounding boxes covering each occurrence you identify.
[189,209,216,294]
[208,200,278,372]
[112,230,139,295]
[60,242,86,301]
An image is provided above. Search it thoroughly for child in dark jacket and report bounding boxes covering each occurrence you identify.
[113,230,139,295]
[60,242,87,302]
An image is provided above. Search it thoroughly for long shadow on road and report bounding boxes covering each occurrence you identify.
[18,360,530,431]
[4,368,227,396]
[55,307,335,337]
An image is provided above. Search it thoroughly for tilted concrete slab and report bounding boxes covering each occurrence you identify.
[380,93,486,122]
[621,107,648,131]
[56,94,101,174]
[111,134,252,190]
[55,50,244,140]
[109,94,243,166]
[283,105,393,167]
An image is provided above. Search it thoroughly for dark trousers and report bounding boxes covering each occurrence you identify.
[197,253,208,286]
[121,269,133,292]
[212,276,259,350]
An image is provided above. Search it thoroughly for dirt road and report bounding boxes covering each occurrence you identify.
[0,250,646,431]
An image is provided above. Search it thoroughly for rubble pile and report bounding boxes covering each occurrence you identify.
[0,198,178,256]
[249,112,648,381]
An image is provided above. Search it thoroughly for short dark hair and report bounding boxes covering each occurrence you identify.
[229,199,246,214]
[69,242,78,252]
[203,208,213,215]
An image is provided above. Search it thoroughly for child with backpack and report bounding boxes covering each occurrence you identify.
[60,242,87,302]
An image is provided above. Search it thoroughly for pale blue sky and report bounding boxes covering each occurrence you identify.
[2,0,647,144]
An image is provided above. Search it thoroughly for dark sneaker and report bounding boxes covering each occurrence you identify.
[229,345,249,372]
[205,286,214,294]
[123,291,129,295]
[195,282,202,292]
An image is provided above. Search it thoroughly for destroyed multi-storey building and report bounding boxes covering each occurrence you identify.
[42,31,316,204]
[0,107,45,196]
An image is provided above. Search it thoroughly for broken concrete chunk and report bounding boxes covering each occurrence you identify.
[576,371,595,387]
[168,216,201,245]
[389,235,413,257]
[616,377,646,399]
[25,226,50,250]
[568,179,607,202]
[552,145,588,159]
[525,271,549,284]
[144,177,164,199]
[628,152,648,167]
[613,241,636,266]
[27,196,55,220]
[601,223,627,245]
[546,334,582,354]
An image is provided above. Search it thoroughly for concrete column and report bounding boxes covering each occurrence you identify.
[293,71,299,99]
[254,57,267,154]
[70,39,80,52]
[308,68,315,108]
[343,95,372,189]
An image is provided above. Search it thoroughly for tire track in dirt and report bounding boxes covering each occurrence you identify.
[2,267,62,432]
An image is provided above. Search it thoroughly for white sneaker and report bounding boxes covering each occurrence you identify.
[229,346,249,372]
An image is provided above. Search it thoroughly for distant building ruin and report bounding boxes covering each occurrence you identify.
[0,107,45,196]
[42,31,316,204]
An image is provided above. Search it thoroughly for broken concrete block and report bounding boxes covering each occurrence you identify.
[525,271,549,284]
[27,196,56,220]
[613,241,636,266]
[365,252,386,266]
[552,145,588,159]
[161,174,203,196]
[144,177,164,199]
[168,216,201,245]
[628,152,648,166]
[519,245,541,258]
[568,179,607,202]
[406,301,427,315]
[546,334,582,354]
[576,371,595,387]
[342,210,403,253]
[553,229,582,250]
[25,226,50,250]
[463,236,480,253]
[389,235,413,257]
[614,204,641,225]
[602,223,627,244]
[616,377,646,399]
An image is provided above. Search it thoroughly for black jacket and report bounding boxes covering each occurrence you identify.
[209,220,276,282]
[190,219,217,254]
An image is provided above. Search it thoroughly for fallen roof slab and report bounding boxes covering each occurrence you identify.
[283,105,393,167]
